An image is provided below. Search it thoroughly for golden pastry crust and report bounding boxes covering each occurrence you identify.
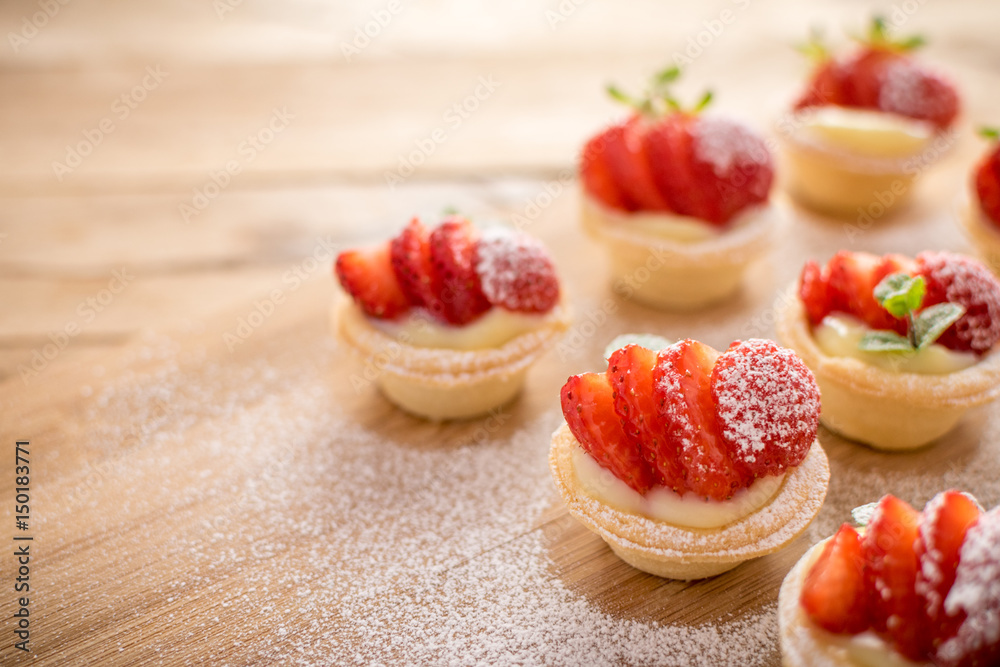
[580,194,776,310]
[775,286,1000,450]
[334,298,570,420]
[548,422,830,580]
[958,190,1000,276]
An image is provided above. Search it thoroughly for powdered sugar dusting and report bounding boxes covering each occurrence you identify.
[939,506,1000,664]
[917,251,1000,353]
[713,339,820,470]
[915,492,949,618]
[693,116,771,185]
[878,59,947,122]
[475,227,560,313]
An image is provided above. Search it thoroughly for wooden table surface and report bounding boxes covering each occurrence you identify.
[3,2,1000,665]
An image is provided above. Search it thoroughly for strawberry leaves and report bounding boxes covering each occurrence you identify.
[606,66,713,119]
[858,272,965,354]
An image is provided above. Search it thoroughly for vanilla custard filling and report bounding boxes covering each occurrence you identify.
[814,313,977,374]
[823,631,931,667]
[799,107,934,159]
[570,444,785,528]
[371,306,551,350]
[619,210,721,243]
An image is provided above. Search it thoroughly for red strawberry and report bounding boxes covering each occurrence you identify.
[335,244,411,320]
[799,260,830,325]
[916,251,1000,354]
[711,339,820,478]
[581,129,630,211]
[801,523,869,634]
[645,114,717,221]
[916,491,982,656]
[862,495,924,661]
[654,340,752,500]
[606,345,684,492]
[935,506,1000,667]
[794,21,959,130]
[474,228,559,314]
[428,218,491,325]
[975,139,1000,227]
[826,251,897,332]
[603,117,671,212]
[560,373,656,494]
[390,218,438,311]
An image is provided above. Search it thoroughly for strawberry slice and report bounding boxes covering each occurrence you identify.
[474,228,559,314]
[428,218,491,325]
[646,114,722,223]
[335,244,411,320]
[689,116,774,224]
[975,140,1000,227]
[390,218,438,311]
[581,129,631,211]
[560,372,656,494]
[862,495,924,661]
[917,250,1000,355]
[654,340,751,500]
[799,260,831,325]
[606,344,684,492]
[916,490,982,656]
[711,339,820,478]
[801,523,869,634]
[603,117,671,212]
[935,506,1000,667]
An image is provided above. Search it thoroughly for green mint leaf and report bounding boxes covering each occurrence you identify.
[858,330,914,352]
[912,302,966,349]
[852,502,878,528]
[873,273,925,319]
[980,127,1000,141]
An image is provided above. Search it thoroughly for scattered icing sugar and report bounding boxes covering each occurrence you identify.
[692,116,771,193]
[475,227,559,313]
[713,339,820,469]
[939,507,1000,663]
[917,251,1000,354]
[915,492,948,618]
[878,59,947,123]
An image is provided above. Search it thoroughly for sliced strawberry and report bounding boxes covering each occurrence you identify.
[335,244,411,320]
[654,340,752,500]
[646,114,723,224]
[581,128,631,210]
[390,218,438,310]
[794,59,848,109]
[473,228,559,314]
[877,56,959,131]
[606,345,684,492]
[975,143,1000,228]
[935,506,1000,667]
[916,251,1000,354]
[825,250,905,333]
[799,260,831,325]
[427,218,491,326]
[603,116,671,212]
[916,490,982,656]
[801,523,869,634]
[689,116,774,225]
[711,339,819,478]
[560,372,656,494]
[862,495,924,661]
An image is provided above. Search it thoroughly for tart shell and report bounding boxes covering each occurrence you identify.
[334,298,570,420]
[775,286,1000,450]
[548,422,830,580]
[580,194,776,310]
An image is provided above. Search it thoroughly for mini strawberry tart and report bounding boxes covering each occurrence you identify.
[334,215,570,420]
[776,250,1000,450]
[781,17,960,217]
[779,491,1000,667]
[549,338,829,579]
[579,67,777,309]
[959,128,1000,274]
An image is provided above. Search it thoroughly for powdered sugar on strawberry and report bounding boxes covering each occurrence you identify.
[938,506,1000,666]
[878,59,951,126]
[712,339,820,477]
[475,228,559,314]
[917,251,1000,354]
[693,116,770,185]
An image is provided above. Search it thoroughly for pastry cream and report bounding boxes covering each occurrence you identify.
[814,313,977,374]
[615,211,721,243]
[799,107,934,159]
[570,444,785,528]
[371,307,552,351]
